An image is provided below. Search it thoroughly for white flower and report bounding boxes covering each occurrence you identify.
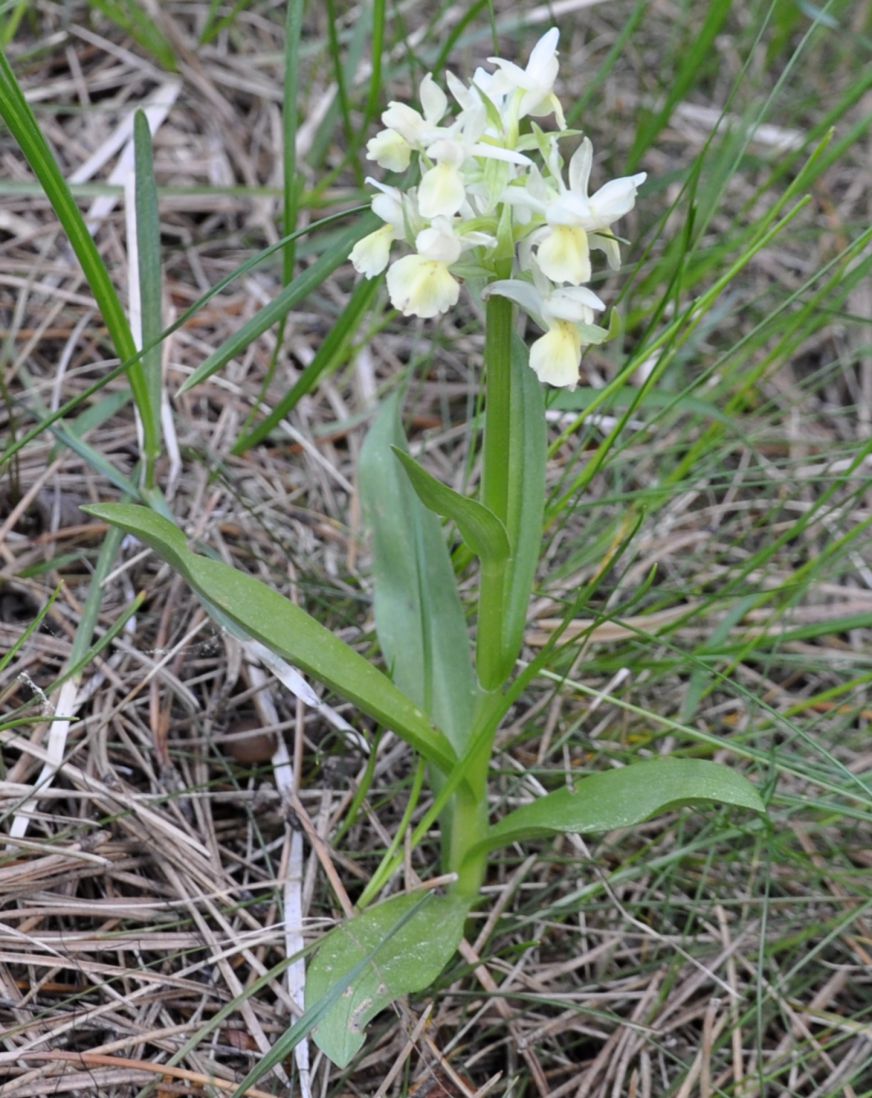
[532,138,646,282]
[417,131,531,219]
[350,182,421,277]
[486,276,608,388]
[377,74,449,146]
[385,218,464,318]
[368,180,412,237]
[536,224,593,285]
[487,28,566,129]
[367,74,451,171]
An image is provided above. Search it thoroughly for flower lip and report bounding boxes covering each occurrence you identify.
[418,162,466,219]
[366,129,412,172]
[536,224,591,285]
[386,253,460,318]
[529,321,582,389]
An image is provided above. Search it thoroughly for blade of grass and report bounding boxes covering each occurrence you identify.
[234,274,380,453]
[178,217,376,394]
[0,209,368,473]
[131,110,163,489]
[0,51,137,368]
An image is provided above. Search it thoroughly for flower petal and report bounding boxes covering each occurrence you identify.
[529,321,582,388]
[591,232,622,270]
[588,172,646,225]
[418,162,466,218]
[366,129,412,172]
[368,181,416,239]
[445,69,472,109]
[386,254,460,318]
[545,285,605,324]
[419,73,448,124]
[568,137,593,196]
[415,218,463,263]
[526,28,560,87]
[536,225,592,285]
[485,278,547,329]
[381,101,428,146]
[350,224,395,277]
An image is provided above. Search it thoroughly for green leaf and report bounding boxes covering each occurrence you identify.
[469,759,764,858]
[133,110,164,486]
[82,503,459,776]
[306,891,469,1068]
[391,447,510,566]
[502,334,546,672]
[359,394,477,757]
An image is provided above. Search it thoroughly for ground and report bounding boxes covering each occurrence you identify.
[0,3,870,1096]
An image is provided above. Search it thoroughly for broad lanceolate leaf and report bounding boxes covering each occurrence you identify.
[83,503,458,776]
[359,394,477,757]
[306,891,469,1068]
[502,334,546,675]
[469,759,764,859]
[391,447,510,566]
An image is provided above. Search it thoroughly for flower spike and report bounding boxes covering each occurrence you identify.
[353,29,645,386]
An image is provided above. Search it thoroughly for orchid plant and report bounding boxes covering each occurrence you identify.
[82,29,763,1071]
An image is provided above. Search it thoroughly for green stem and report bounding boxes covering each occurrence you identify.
[356,757,426,909]
[447,787,490,899]
[476,292,514,690]
[444,677,509,899]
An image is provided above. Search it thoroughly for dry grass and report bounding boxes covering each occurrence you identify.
[2,2,871,1096]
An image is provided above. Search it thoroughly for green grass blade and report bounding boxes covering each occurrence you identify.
[0,50,137,368]
[0,211,368,474]
[132,110,164,488]
[178,216,377,394]
[281,0,304,284]
[199,0,257,45]
[628,0,732,169]
[233,274,380,453]
[0,586,60,677]
[324,0,365,187]
[0,0,28,48]
[87,0,177,69]
[363,0,387,131]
